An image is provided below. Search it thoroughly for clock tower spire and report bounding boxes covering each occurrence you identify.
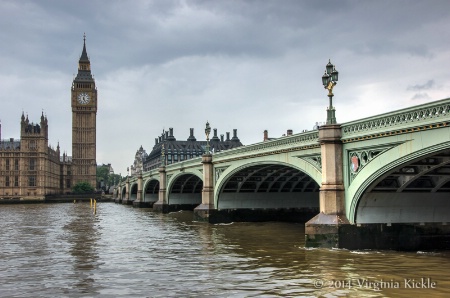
[71,33,97,189]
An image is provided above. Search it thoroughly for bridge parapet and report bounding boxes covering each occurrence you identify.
[341,97,450,141]
[164,156,203,172]
[213,130,320,163]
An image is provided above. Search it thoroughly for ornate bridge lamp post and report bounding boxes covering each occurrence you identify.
[322,60,339,124]
[305,59,349,249]
[205,121,211,154]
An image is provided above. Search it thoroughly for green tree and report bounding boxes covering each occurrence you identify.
[72,181,95,194]
[97,165,110,189]
[96,164,122,192]
[108,173,122,187]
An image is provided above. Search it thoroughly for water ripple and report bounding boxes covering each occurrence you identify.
[1,203,450,297]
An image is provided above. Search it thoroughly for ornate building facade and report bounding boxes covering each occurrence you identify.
[0,36,97,199]
[0,114,62,198]
[136,127,243,173]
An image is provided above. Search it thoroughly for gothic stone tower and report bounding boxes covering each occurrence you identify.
[20,113,50,197]
[71,35,97,188]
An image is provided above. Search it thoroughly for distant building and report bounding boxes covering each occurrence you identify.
[0,113,72,198]
[130,146,148,176]
[0,36,97,199]
[141,127,244,172]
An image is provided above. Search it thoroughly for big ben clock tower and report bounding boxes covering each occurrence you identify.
[71,34,97,188]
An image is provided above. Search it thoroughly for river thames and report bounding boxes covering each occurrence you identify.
[0,203,449,297]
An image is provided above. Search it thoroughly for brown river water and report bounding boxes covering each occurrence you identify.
[0,203,449,297]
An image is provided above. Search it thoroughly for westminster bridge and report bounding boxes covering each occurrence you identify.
[114,98,450,250]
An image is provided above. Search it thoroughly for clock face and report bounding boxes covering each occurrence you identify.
[77,92,90,104]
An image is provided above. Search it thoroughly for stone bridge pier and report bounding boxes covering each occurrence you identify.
[193,154,216,221]
[153,165,169,213]
[304,124,352,247]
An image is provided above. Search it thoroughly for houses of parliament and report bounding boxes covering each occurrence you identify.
[0,36,97,199]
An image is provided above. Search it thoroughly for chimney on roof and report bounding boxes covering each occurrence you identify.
[287,129,293,136]
[264,130,268,141]
[158,136,162,143]
[211,128,220,141]
[165,131,169,139]
[187,128,196,141]
[155,138,158,145]
[231,129,240,142]
[226,132,230,141]
[167,127,176,141]
[220,134,224,142]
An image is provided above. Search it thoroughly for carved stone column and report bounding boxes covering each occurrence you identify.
[305,124,350,248]
[123,177,130,205]
[194,154,217,222]
[153,166,169,213]
[133,173,144,208]
[137,174,143,200]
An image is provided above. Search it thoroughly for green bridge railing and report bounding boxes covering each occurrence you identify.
[341,97,450,139]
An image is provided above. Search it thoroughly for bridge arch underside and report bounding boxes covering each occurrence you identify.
[168,174,202,210]
[356,149,450,224]
[129,183,138,202]
[218,164,320,222]
[121,187,126,200]
[143,179,159,204]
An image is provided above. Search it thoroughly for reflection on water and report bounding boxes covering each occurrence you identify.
[0,203,449,297]
[63,203,102,295]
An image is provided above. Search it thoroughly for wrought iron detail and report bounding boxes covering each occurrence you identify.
[215,166,229,183]
[348,146,394,183]
[299,155,322,171]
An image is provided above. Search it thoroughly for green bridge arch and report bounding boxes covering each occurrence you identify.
[346,121,450,224]
[214,158,322,209]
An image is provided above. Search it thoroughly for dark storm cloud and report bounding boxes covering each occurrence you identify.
[411,93,431,100]
[2,0,447,71]
[408,80,437,100]
[407,80,435,91]
[1,0,450,174]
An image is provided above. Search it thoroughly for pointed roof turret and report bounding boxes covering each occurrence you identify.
[74,33,94,82]
[79,33,89,62]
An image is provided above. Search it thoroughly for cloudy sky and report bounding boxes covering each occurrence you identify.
[1,0,449,176]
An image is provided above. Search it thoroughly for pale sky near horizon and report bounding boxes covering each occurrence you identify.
[1,0,449,175]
